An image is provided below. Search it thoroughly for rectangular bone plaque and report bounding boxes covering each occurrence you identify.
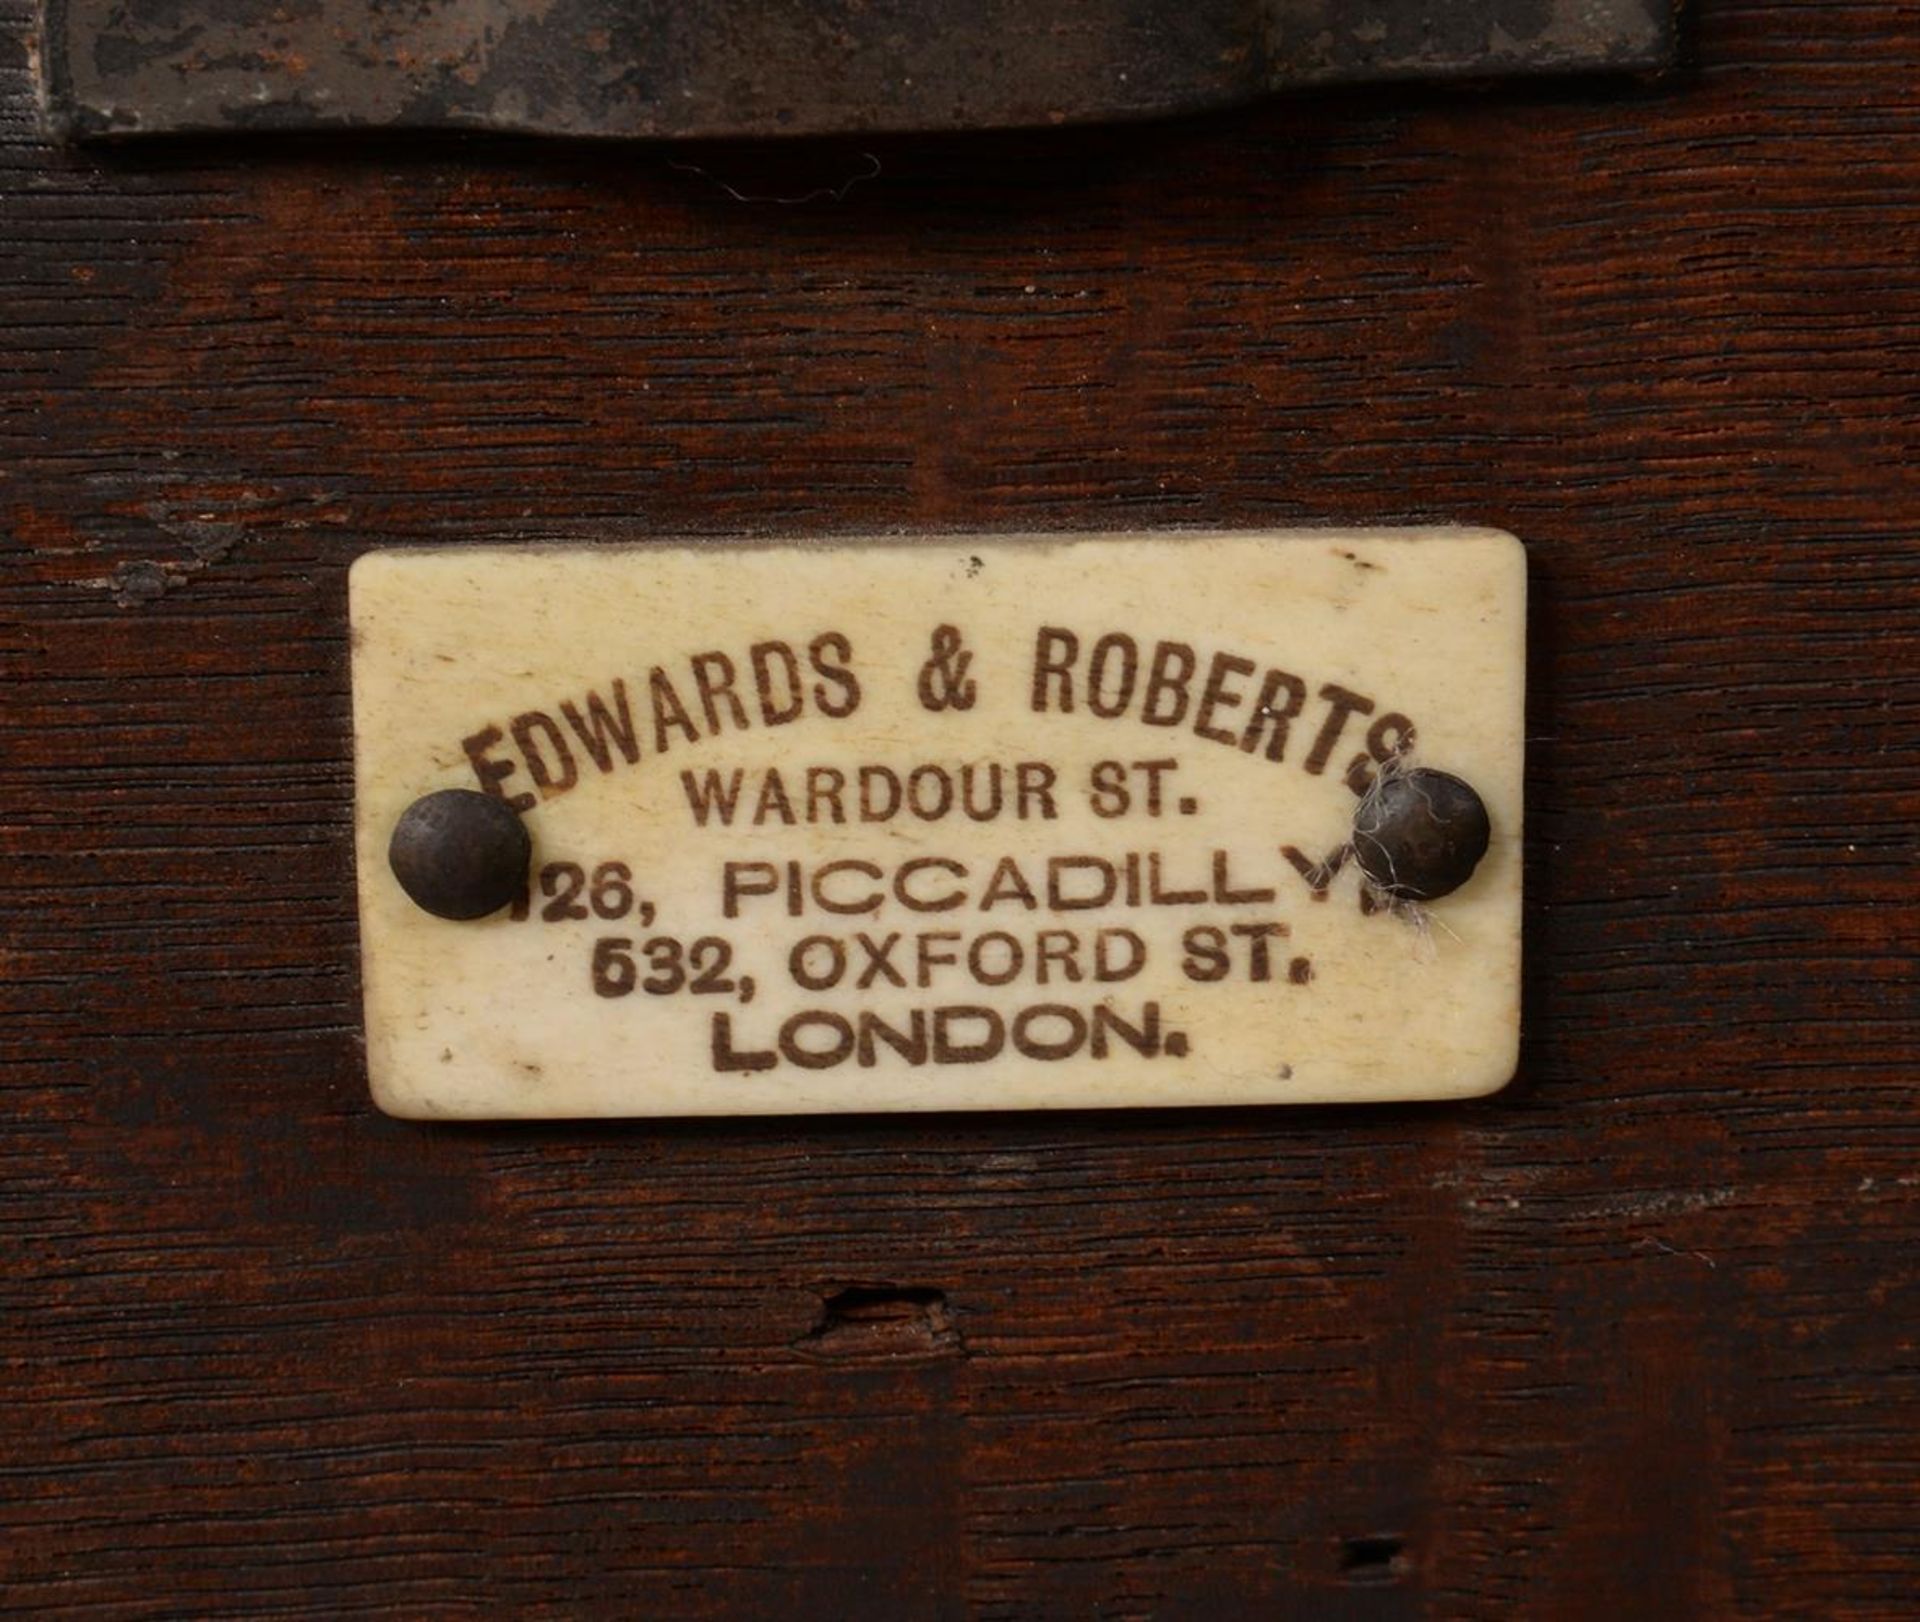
[351,530,1525,1117]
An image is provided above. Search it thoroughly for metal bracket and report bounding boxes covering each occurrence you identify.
[44,0,1679,141]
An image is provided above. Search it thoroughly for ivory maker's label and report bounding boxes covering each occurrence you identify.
[351,531,1525,1118]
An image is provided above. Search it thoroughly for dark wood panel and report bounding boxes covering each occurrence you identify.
[2,0,1915,1613]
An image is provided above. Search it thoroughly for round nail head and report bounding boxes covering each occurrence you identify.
[388,789,530,920]
[1351,768,1491,902]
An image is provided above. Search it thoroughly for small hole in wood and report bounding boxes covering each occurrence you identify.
[796,1284,964,1364]
[823,1283,946,1323]
[1340,1533,1406,1581]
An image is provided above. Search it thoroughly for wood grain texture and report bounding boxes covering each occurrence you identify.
[1,0,1915,1613]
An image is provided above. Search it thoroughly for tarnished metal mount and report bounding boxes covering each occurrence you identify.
[44,0,1679,141]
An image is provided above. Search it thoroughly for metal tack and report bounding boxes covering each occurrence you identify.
[1351,768,1492,903]
[388,789,530,921]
